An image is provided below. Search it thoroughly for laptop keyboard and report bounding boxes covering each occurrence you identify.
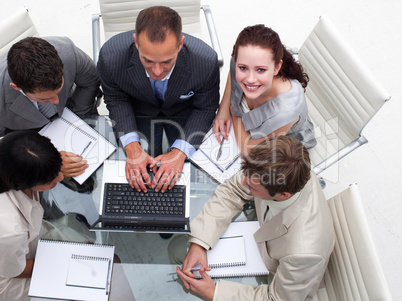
[103,183,186,217]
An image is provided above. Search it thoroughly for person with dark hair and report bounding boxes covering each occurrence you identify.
[213,25,316,155]
[98,6,220,194]
[0,131,64,300]
[172,136,334,300]
[0,36,100,178]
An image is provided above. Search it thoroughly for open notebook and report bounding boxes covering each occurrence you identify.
[39,107,116,184]
[29,240,115,301]
[190,125,242,183]
[193,221,269,278]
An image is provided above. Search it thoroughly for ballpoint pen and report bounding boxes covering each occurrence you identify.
[216,137,224,161]
[80,141,92,156]
[105,258,112,295]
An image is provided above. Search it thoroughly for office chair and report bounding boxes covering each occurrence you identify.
[313,184,392,300]
[0,8,39,58]
[92,0,223,67]
[297,16,390,177]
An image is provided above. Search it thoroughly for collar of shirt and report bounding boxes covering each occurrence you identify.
[19,90,39,109]
[261,192,301,223]
[145,64,176,81]
[240,95,251,113]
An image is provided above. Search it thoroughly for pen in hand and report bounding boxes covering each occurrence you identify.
[216,137,224,161]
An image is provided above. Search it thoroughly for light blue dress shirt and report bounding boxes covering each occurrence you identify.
[120,67,195,158]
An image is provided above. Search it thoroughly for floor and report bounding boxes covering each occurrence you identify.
[2,0,402,299]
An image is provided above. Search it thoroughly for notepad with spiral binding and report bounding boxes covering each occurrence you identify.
[207,235,246,268]
[66,254,111,289]
[29,239,115,301]
[193,221,269,279]
[198,126,240,172]
[39,107,116,184]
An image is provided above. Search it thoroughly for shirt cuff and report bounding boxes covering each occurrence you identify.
[171,139,196,158]
[212,281,221,301]
[120,132,140,148]
[188,237,211,250]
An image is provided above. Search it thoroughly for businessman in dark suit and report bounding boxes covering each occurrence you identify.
[98,6,220,193]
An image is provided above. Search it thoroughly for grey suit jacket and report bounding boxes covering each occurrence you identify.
[97,31,220,148]
[0,36,100,136]
[190,171,335,301]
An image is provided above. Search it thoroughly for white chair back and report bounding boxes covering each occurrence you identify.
[99,0,203,42]
[0,8,39,58]
[298,16,390,172]
[313,184,392,300]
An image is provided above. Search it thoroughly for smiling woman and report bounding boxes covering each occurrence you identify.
[213,24,316,156]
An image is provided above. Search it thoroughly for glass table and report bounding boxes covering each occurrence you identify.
[38,115,264,301]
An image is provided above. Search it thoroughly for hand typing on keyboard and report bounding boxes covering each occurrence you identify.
[125,142,157,192]
[150,148,187,193]
[125,142,187,193]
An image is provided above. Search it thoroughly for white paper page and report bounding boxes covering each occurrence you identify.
[39,108,116,184]
[66,255,110,289]
[190,150,242,184]
[198,126,240,171]
[207,236,246,268]
[29,240,114,301]
[194,221,269,278]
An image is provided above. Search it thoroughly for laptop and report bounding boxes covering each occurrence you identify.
[90,160,191,233]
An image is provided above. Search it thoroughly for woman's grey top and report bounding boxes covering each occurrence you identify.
[230,58,316,149]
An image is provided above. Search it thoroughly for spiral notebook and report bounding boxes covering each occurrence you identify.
[193,235,246,272]
[193,221,269,278]
[29,239,115,301]
[66,254,111,289]
[198,126,240,172]
[39,107,116,184]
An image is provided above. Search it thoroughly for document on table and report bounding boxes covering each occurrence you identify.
[190,125,242,183]
[39,107,116,184]
[29,239,115,301]
[193,221,269,278]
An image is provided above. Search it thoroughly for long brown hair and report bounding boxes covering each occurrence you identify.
[232,24,309,89]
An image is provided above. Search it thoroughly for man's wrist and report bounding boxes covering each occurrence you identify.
[125,141,142,156]
[171,147,187,161]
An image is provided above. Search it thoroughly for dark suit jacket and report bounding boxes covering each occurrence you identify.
[97,31,220,148]
[0,36,100,136]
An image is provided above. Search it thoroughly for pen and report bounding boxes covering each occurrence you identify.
[216,137,224,161]
[105,258,111,295]
[80,141,92,156]
[167,266,203,276]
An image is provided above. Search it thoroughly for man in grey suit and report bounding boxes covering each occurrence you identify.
[97,6,220,193]
[174,136,335,300]
[0,36,100,178]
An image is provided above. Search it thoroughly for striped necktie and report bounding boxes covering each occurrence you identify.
[38,102,57,119]
[154,80,166,101]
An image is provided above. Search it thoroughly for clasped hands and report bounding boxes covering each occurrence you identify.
[125,141,186,193]
[176,243,215,301]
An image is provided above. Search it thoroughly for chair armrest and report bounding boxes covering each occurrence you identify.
[201,5,223,67]
[92,13,101,64]
[313,135,368,175]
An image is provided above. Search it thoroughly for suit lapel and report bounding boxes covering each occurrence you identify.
[253,192,309,242]
[7,90,49,125]
[164,49,190,105]
[127,47,159,106]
